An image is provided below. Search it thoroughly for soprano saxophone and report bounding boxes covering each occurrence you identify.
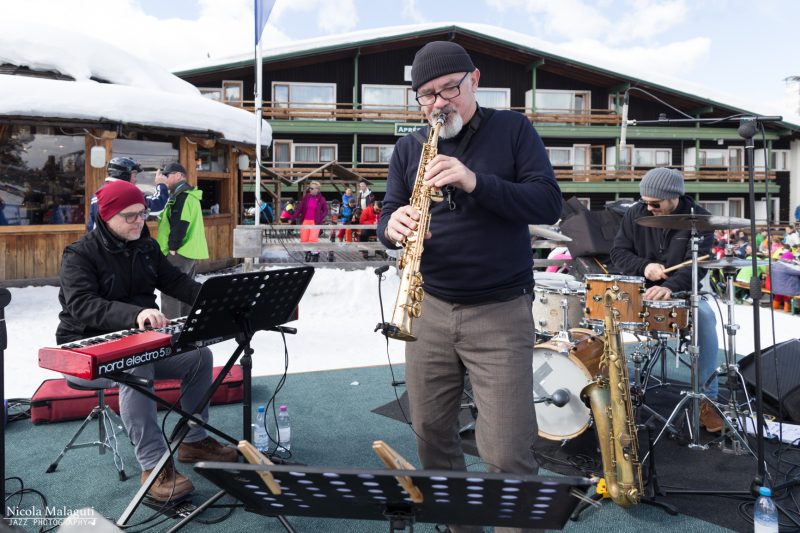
[385,115,446,342]
[580,289,643,507]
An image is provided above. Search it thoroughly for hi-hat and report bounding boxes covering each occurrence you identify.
[635,214,751,232]
[699,257,768,270]
[529,225,572,242]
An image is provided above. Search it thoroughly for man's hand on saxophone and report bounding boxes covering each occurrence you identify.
[422,154,477,193]
[385,205,432,246]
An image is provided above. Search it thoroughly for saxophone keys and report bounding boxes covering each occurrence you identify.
[410,302,422,318]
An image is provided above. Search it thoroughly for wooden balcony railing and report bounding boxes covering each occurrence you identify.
[243,164,776,185]
[239,101,620,125]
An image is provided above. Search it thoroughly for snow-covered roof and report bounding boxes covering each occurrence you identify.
[178,22,800,129]
[0,21,271,145]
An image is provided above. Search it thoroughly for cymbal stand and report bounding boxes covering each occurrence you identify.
[630,336,683,439]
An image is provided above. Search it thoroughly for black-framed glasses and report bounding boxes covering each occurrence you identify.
[415,72,470,106]
[638,198,664,208]
[117,209,150,223]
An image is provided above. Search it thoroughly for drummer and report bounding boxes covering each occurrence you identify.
[610,168,723,433]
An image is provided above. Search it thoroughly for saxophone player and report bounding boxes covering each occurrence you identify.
[378,41,561,533]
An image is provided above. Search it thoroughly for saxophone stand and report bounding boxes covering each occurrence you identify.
[570,423,678,521]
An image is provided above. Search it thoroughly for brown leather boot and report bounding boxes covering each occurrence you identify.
[178,436,238,463]
[141,460,193,502]
[700,399,724,433]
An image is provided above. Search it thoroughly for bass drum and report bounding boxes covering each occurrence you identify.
[532,328,604,441]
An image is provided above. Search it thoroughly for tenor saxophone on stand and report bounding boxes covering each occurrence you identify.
[384,114,446,342]
[581,289,643,507]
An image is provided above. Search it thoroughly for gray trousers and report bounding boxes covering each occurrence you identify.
[406,292,539,533]
[161,254,197,319]
[119,347,212,471]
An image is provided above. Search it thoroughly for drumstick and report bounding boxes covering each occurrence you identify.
[663,255,709,274]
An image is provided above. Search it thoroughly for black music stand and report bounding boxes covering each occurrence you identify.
[194,462,592,531]
[116,267,314,527]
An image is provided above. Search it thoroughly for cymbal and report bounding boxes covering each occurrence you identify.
[635,214,751,231]
[699,257,768,269]
[529,225,572,242]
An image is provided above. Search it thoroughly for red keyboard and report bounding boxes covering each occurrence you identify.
[39,319,188,380]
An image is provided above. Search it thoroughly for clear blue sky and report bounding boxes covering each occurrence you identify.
[7,0,799,120]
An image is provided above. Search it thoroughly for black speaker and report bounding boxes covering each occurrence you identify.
[739,339,800,421]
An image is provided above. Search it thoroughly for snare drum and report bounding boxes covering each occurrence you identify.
[532,328,604,441]
[533,282,586,335]
[584,274,646,330]
[642,299,689,333]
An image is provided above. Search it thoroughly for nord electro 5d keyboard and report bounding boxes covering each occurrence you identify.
[37,318,220,380]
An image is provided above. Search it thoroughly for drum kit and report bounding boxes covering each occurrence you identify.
[531,212,763,455]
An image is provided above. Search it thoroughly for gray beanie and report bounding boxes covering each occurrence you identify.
[411,41,475,91]
[639,167,684,199]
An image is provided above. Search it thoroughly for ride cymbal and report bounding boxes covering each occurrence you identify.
[635,214,751,232]
[529,225,572,241]
[699,257,768,269]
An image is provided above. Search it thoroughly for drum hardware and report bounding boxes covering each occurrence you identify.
[533,280,586,339]
[708,263,756,456]
[584,274,646,331]
[643,213,752,458]
[531,328,604,442]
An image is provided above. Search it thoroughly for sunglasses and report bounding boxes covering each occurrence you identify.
[638,198,664,208]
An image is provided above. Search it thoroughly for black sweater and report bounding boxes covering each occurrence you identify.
[378,109,561,303]
[610,196,713,292]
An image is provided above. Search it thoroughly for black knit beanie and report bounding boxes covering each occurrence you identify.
[411,41,476,91]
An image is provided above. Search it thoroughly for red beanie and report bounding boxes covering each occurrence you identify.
[96,180,146,222]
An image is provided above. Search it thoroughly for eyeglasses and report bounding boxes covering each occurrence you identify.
[638,198,664,208]
[415,72,470,106]
[117,209,150,223]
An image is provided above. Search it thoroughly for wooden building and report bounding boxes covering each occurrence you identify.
[175,23,800,224]
[0,23,269,283]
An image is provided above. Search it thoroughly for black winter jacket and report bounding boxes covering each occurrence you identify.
[610,196,713,293]
[56,218,200,344]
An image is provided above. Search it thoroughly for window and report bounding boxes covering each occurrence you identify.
[698,149,727,167]
[0,126,86,226]
[772,150,790,171]
[698,200,726,216]
[545,147,572,166]
[222,80,243,106]
[525,89,590,113]
[112,137,179,215]
[728,198,744,218]
[362,85,418,113]
[199,88,223,101]
[196,145,228,173]
[476,88,510,109]
[362,144,394,164]
[273,140,292,168]
[272,82,336,119]
[633,148,671,167]
[293,144,336,165]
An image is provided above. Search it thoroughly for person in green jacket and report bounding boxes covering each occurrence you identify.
[156,162,209,318]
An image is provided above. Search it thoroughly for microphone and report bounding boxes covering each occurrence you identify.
[620,92,629,147]
[534,388,571,407]
[550,388,570,407]
[374,265,390,276]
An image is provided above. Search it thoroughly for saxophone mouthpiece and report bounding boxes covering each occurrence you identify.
[435,113,447,125]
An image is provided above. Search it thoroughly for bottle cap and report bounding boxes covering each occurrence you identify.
[279,405,287,411]
[759,486,772,497]
[258,406,266,412]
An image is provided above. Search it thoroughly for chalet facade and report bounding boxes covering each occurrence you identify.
[176,24,800,225]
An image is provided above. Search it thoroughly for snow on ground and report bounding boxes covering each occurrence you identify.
[4,268,797,399]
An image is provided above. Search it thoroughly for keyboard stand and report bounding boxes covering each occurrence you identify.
[116,267,315,528]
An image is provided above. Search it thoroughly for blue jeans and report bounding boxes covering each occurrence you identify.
[697,298,719,399]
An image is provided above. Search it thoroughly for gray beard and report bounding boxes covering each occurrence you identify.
[432,110,464,140]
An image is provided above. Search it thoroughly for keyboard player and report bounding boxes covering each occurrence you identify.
[55,180,236,502]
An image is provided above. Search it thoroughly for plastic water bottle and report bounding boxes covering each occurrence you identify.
[754,486,779,533]
[253,405,270,453]
[277,405,291,452]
